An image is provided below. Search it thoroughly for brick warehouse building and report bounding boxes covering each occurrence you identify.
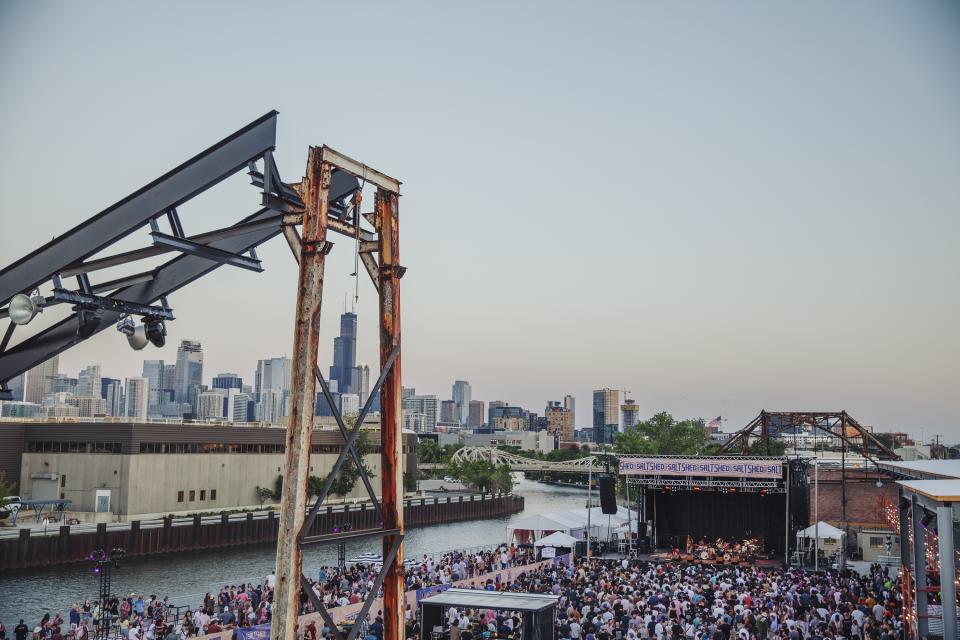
[0,421,416,521]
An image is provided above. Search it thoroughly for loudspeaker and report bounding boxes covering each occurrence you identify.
[635,536,651,554]
[637,521,647,537]
[599,475,617,514]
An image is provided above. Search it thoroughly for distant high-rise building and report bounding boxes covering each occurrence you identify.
[340,393,360,417]
[402,387,416,399]
[174,340,203,412]
[489,404,528,431]
[358,365,370,407]
[101,378,123,416]
[468,400,485,429]
[7,374,25,402]
[440,400,459,424]
[142,360,165,415]
[403,394,439,432]
[592,388,621,444]
[452,381,472,426]
[226,389,252,423]
[50,373,78,396]
[621,399,640,429]
[329,312,362,397]
[125,377,149,420]
[70,395,107,417]
[162,364,176,396]
[77,365,101,397]
[545,401,574,441]
[487,401,507,429]
[0,401,41,418]
[196,391,225,420]
[257,389,285,425]
[255,357,291,401]
[213,373,243,391]
[24,355,59,404]
[563,395,576,426]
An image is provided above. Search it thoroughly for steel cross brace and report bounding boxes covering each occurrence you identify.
[301,533,404,640]
[300,345,400,540]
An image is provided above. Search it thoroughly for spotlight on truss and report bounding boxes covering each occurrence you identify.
[7,293,44,325]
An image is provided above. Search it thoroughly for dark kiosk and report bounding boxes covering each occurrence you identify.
[419,589,558,640]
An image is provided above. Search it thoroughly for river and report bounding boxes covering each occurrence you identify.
[0,479,586,625]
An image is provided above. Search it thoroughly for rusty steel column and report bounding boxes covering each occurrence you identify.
[272,148,330,640]
[377,188,404,640]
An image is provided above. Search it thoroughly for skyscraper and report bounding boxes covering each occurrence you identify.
[546,401,574,441]
[101,378,123,416]
[563,394,576,427]
[357,365,370,408]
[403,393,440,432]
[7,373,25,402]
[329,312,360,396]
[213,373,243,391]
[174,340,203,412]
[452,380,472,426]
[255,358,291,399]
[125,377,149,420]
[487,401,507,428]
[226,389,252,423]
[468,400,485,429]
[440,400,458,424]
[24,355,59,404]
[592,388,621,444]
[77,365,101,397]
[142,359,165,415]
[196,391,225,420]
[621,398,640,429]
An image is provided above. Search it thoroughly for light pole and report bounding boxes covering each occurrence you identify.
[814,460,819,571]
[90,547,124,640]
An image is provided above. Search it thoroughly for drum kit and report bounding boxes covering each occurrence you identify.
[685,536,764,564]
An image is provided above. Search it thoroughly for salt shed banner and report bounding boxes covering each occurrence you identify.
[618,457,782,479]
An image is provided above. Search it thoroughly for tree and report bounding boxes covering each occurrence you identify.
[307,475,324,497]
[747,438,788,456]
[615,411,710,456]
[272,474,283,500]
[403,472,418,493]
[417,439,441,463]
[0,470,16,496]
[448,460,513,493]
[255,485,275,507]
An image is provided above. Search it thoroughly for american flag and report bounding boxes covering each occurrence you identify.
[707,416,723,430]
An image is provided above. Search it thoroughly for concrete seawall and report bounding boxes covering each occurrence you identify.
[0,493,524,571]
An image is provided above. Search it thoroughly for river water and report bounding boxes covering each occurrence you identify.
[0,480,586,625]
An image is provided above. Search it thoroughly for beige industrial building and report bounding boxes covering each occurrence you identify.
[1,421,416,522]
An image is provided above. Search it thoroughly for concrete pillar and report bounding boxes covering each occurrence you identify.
[911,497,929,638]
[936,505,956,640]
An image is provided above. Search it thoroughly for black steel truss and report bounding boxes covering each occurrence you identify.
[716,410,900,461]
[0,111,365,391]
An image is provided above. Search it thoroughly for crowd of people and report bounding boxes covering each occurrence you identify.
[0,546,905,640]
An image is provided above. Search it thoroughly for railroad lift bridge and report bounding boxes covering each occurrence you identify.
[0,112,406,640]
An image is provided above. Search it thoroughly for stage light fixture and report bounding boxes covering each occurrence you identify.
[8,293,43,325]
[921,511,935,528]
[728,488,738,494]
[899,498,911,513]
[76,307,102,339]
[117,317,148,350]
[759,489,768,497]
[144,318,166,348]
[692,486,701,492]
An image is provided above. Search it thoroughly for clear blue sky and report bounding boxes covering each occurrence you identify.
[1,1,958,438]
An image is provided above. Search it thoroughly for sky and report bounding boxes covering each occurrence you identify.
[0,1,958,439]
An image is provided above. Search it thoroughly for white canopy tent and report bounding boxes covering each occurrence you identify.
[507,506,639,544]
[797,521,845,540]
[534,531,578,547]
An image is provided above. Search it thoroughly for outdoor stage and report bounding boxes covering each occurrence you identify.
[620,455,808,564]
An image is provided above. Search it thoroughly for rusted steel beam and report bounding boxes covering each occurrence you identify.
[271,148,330,640]
[321,146,401,194]
[377,187,405,640]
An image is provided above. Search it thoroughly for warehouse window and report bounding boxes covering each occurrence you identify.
[177,491,184,503]
[200,490,206,501]
[210,489,217,500]
[189,490,196,501]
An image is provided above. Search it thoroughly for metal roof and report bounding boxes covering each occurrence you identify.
[420,589,559,612]
[878,460,960,480]
[897,480,960,503]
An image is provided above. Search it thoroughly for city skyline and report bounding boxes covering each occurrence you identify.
[1,2,958,437]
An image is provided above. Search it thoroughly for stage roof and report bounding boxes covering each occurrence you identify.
[898,479,960,503]
[420,588,558,612]
[507,506,637,534]
[878,460,960,481]
[535,531,577,547]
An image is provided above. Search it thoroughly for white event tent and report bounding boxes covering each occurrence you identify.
[507,506,639,544]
